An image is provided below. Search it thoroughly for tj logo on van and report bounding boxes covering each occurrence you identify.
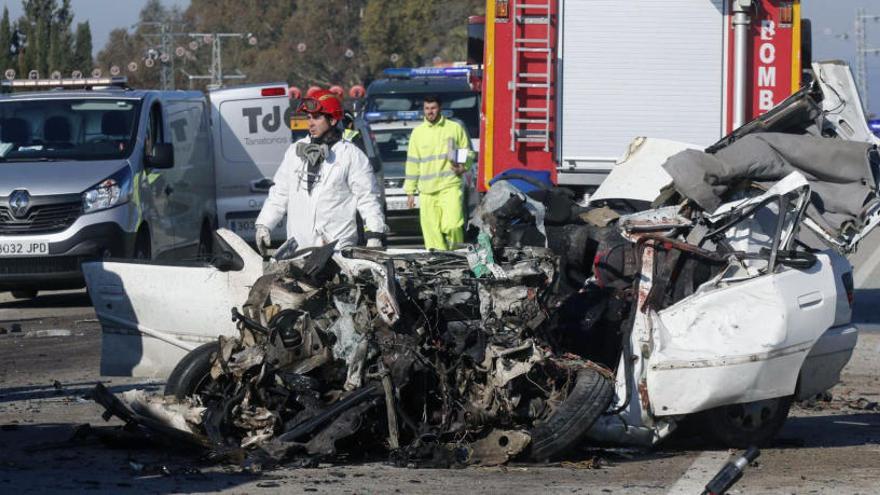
[8,190,30,218]
[242,105,295,134]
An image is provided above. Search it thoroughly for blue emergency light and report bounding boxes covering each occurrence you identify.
[869,119,880,137]
[382,67,471,79]
[364,110,452,122]
[364,109,454,122]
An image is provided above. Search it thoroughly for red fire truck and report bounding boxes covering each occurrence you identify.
[477,0,810,192]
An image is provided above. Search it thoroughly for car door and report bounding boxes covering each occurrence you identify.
[644,174,839,416]
[83,229,263,377]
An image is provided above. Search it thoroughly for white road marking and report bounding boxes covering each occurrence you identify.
[665,451,728,495]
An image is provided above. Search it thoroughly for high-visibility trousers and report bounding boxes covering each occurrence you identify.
[419,186,464,250]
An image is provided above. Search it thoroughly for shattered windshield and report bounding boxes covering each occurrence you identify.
[0,98,141,161]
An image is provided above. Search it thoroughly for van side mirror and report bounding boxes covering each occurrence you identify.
[146,143,174,169]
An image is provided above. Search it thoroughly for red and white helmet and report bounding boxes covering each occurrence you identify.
[297,89,344,122]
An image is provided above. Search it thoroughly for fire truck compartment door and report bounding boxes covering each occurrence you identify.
[559,0,725,171]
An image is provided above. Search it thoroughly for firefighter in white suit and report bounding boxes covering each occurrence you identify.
[254,90,385,254]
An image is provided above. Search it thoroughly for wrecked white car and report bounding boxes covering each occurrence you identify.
[83,61,879,465]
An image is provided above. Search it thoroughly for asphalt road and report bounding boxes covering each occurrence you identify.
[0,233,878,493]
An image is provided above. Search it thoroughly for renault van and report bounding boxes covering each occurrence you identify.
[0,77,215,298]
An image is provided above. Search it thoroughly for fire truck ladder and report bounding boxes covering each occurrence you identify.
[509,0,552,152]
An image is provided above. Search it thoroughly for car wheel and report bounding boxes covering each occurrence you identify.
[11,289,38,299]
[699,396,793,448]
[527,367,614,461]
[164,342,219,398]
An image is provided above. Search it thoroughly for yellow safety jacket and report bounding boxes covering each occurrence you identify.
[342,128,360,141]
[404,116,473,195]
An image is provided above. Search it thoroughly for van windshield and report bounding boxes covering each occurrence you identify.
[373,127,414,179]
[0,98,141,161]
[366,92,479,138]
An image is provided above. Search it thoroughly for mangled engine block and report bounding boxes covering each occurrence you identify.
[149,245,614,467]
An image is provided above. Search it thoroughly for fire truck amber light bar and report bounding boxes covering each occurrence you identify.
[1,76,129,89]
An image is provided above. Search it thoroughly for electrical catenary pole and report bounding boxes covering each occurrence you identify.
[180,32,255,89]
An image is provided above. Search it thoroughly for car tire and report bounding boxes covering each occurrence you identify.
[164,342,219,398]
[527,367,614,461]
[698,396,793,448]
[11,289,38,299]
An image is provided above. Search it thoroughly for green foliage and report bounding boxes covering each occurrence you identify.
[14,0,89,78]
[0,7,14,72]
[92,0,484,90]
[96,0,187,88]
[72,22,93,73]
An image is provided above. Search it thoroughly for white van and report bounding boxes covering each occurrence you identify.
[209,83,292,245]
[209,83,384,247]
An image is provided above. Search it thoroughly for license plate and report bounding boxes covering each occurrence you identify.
[227,217,286,240]
[228,219,258,238]
[387,197,417,211]
[0,240,49,257]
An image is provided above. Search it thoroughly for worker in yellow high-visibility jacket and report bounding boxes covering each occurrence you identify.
[404,95,474,250]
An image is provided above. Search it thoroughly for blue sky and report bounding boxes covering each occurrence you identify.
[2,0,880,111]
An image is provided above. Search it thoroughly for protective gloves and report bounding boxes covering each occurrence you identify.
[255,224,271,257]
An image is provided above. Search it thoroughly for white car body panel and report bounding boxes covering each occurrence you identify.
[648,250,836,415]
[84,229,263,377]
[590,137,698,204]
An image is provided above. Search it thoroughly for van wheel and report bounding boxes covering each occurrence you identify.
[11,290,38,299]
[134,229,151,260]
[698,396,793,448]
[164,342,219,399]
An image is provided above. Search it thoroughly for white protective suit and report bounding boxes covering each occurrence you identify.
[256,137,385,249]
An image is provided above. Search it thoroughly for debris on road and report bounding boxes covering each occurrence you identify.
[845,397,879,411]
[701,446,760,495]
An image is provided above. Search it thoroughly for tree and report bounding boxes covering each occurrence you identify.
[14,0,84,78]
[271,0,368,87]
[71,21,93,73]
[0,7,13,72]
[361,0,482,76]
[94,0,483,90]
[48,0,73,76]
[96,0,189,88]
